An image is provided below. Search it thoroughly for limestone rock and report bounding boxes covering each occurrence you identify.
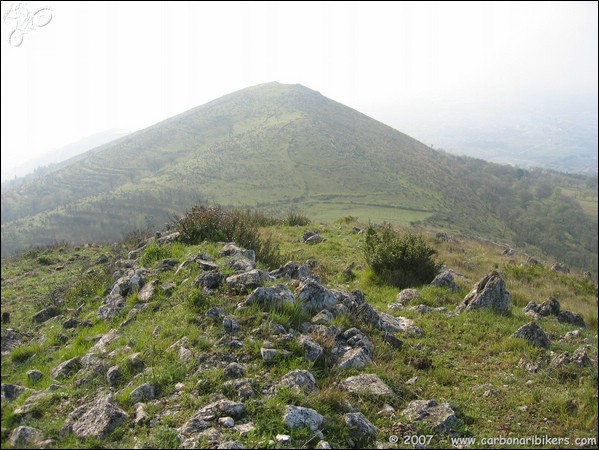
[32,306,61,323]
[1,383,30,401]
[401,400,458,434]
[62,394,128,439]
[457,271,510,313]
[430,270,460,292]
[278,370,319,394]
[244,285,295,309]
[283,405,323,432]
[51,357,81,379]
[340,374,394,398]
[226,269,274,292]
[344,412,378,442]
[129,383,155,403]
[396,289,420,305]
[297,278,337,312]
[9,426,46,448]
[513,322,551,348]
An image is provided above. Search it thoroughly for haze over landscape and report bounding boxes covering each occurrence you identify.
[1,3,598,449]
[1,1,597,179]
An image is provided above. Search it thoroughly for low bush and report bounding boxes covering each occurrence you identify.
[364,224,440,288]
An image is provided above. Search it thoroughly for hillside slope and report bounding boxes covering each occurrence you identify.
[1,218,597,448]
[1,83,597,271]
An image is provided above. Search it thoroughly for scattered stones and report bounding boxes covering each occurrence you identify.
[396,289,420,305]
[513,322,551,348]
[275,434,291,444]
[340,374,394,398]
[278,370,319,394]
[260,347,289,363]
[51,357,81,379]
[551,263,570,274]
[381,331,404,349]
[298,335,324,361]
[61,394,128,439]
[337,290,382,329]
[129,383,155,403]
[223,378,256,401]
[301,231,324,244]
[400,400,458,435]
[430,270,460,292]
[456,271,510,313]
[32,306,61,323]
[561,329,582,342]
[572,346,592,367]
[133,402,149,426]
[62,317,80,329]
[297,278,337,312]
[344,412,378,442]
[283,405,323,432]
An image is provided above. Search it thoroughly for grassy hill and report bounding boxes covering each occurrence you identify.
[1,82,597,272]
[1,213,597,448]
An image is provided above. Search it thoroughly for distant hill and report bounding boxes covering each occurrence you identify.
[1,82,597,271]
[1,129,131,186]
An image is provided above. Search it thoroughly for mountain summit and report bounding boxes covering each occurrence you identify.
[1,83,596,270]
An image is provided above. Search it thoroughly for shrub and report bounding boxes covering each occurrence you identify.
[285,207,311,226]
[175,205,285,268]
[364,224,440,288]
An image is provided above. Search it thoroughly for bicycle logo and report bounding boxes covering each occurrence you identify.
[3,3,52,47]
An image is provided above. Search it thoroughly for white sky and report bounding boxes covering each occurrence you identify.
[1,1,598,179]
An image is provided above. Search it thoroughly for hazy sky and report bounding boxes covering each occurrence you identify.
[1,1,598,179]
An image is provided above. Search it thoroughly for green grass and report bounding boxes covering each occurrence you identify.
[1,216,597,449]
[2,83,597,277]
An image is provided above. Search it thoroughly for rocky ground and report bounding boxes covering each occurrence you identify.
[1,223,597,448]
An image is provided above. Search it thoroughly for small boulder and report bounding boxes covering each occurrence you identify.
[556,310,586,328]
[344,412,378,442]
[457,271,510,313]
[61,394,128,439]
[430,270,460,292]
[9,426,46,448]
[401,400,458,435]
[513,322,551,348]
[51,357,81,379]
[243,285,295,309]
[283,405,323,433]
[340,374,394,398]
[297,278,337,312]
[129,383,155,403]
[278,370,319,394]
[396,289,420,305]
[32,306,61,323]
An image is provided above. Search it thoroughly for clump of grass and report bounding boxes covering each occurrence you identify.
[285,207,311,226]
[175,205,285,268]
[364,224,441,288]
